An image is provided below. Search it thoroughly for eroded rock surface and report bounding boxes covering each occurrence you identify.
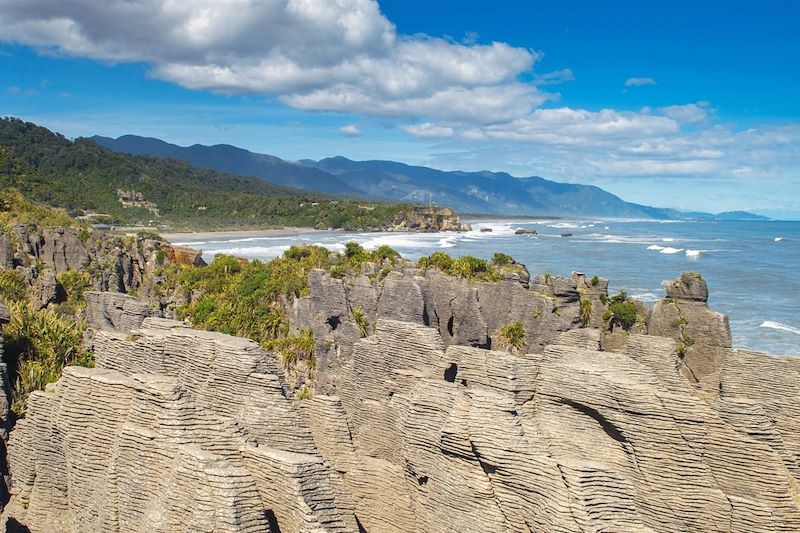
[292,267,612,394]
[3,319,356,533]
[4,310,800,532]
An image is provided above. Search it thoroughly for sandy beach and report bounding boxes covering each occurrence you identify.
[162,227,324,243]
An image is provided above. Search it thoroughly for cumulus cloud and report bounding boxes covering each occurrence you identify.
[624,77,657,87]
[0,0,543,124]
[338,124,361,137]
[413,107,800,184]
[2,0,796,191]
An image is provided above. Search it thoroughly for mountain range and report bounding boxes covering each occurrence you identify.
[93,134,767,221]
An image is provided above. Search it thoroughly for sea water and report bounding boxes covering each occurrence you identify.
[172,218,800,355]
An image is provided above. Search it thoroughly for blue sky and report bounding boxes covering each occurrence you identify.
[1,0,799,218]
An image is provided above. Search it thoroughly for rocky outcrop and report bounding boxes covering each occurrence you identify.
[391,207,471,232]
[6,315,800,532]
[84,291,155,335]
[292,267,601,393]
[649,273,732,396]
[3,319,357,532]
[0,225,202,316]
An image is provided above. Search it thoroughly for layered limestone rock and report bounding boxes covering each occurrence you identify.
[6,312,800,532]
[3,318,357,533]
[318,320,800,532]
[391,207,471,232]
[4,262,800,532]
[292,267,604,393]
[649,272,732,396]
[290,265,635,395]
[84,291,154,335]
[0,225,201,317]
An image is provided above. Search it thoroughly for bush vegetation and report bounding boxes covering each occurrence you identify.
[580,297,592,327]
[2,302,92,416]
[495,321,526,354]
[602,291,638,330]
[417,251,505,281]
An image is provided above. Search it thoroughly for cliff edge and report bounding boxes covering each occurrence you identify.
[2,273,800,532]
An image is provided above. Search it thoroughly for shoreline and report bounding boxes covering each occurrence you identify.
[162,227,325,243]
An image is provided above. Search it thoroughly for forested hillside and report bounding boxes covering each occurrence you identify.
[0,118,412,230]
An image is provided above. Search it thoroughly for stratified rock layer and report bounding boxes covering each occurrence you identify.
[3,319,356,533]
[5,313,800,532]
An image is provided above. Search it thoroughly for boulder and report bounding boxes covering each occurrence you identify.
[84,291,153,334]
[168,245,206,267]
[30,269,61,310]
[649,273,732,396]
[514,227,537,235]
[664,271,708,302]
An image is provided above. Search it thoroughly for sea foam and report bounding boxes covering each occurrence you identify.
[760,321,800,335]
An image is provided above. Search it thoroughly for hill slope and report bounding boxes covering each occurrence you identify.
[95,134,675,218]
[92,134,359,196]
[0,118,412,230]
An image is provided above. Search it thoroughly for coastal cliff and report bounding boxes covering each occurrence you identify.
[2,256,799,531]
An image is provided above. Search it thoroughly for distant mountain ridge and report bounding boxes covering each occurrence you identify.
[93,134,768,221]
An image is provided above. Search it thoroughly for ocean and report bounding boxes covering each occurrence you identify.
[171,218,800,356]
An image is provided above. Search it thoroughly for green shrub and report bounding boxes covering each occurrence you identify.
[591,274,600,286]
[352,307,370,337]
[602,292,638,330]
[495,321,526,354]
[2,301,90,416]
[417,251,502,281]
[0,269,28,303]
[371,245,400,262]
[580,298,592,327]
[57,270,92,311]
[491,252,514,266]
[264,329,316,369]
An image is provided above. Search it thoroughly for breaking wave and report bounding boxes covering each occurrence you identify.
[759,321,800,335]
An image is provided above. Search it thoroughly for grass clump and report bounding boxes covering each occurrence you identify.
[590,274,600,286]
[495,321,526,355]
[263,329,316,369]
[580,297,592,327]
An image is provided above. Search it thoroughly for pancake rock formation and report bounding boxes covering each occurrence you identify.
[3,274,800,532]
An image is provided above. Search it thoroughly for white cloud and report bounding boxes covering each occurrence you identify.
[0,0,543,124]
[659,102,711,124]
[624,77,657,87]
[533,68,575,86]
[338,124,361,137]
[414,107,800,185]
[2,0,797,196]
[403,123,454,139]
